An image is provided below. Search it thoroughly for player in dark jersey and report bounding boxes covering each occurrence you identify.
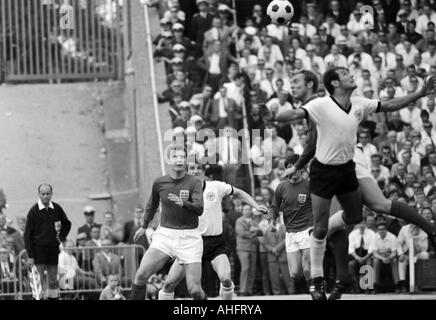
[281,70,436,300]
[158,163,268,300]
[130,144,206,300]
[269,154,313,292]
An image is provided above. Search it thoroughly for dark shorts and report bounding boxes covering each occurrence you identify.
[202,234,228,263]
[34,246,60,265]
[309,158,359,199]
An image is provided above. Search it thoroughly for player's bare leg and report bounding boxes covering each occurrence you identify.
[309,194,331,300]
[360,177,436,247]
[159,260,185,300]
[131,248,171,300]
[184,262,207,300]
[211,254,234,300]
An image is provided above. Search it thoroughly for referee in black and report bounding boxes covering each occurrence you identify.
[24,184,71,300]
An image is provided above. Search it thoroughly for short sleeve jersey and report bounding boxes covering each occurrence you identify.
[198,181,233,236]
[301,96,380,165]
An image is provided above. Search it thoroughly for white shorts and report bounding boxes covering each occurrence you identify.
[354,147,376,182]
[286,227,311,253]
[150,227,203,264]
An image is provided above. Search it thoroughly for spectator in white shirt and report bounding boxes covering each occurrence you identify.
[397,139,421,169]
[266,22,288,42]
[224,73,245,107]
[369,221,400,292]
[397,38,419,67]
[410,130,427,157]
[239,48,258,73]
[421,41,436,66]
[347,43,374,71]
[266,90,293,117]
[378,41,396,70]
[379,77,405,99]
[357,132,378,165]
[296,14,317,39]
[302,44,325,76]
[290,37,307,61]
[324,44,347,69]
[400,68,424,93]
[397,224,429,292]
[321,14,341,38]
[399,99,423,131]
[423,171,436,197]
[258,36,284,64]
[356,69,379,98]
[348,219,375,292]
[371,55,387,81]
[413,53,430,74]
[422,97,436,126]
[370,154,391,182]
[260,68,276,99]
[263,125,287,162]
[421,120,436,146]
[416,3,436,35]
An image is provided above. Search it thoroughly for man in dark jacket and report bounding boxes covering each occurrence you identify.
[77,206,101,240]
[24,184,71,300]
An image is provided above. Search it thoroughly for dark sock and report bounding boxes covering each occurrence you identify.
[391,201,435,235]
[330,229,350,283]
[131,284,147,300]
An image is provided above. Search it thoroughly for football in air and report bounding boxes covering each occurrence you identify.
[267,0,295,25]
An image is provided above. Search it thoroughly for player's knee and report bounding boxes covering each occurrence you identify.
[368,200,390,214]
[221,279,233,289]
[188,285,203,299]
[313,226,328,239]
[135,269,151,284]
[163,281,177,292]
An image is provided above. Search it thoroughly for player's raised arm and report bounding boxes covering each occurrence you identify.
[276,108,308,123]
[379,76,436,113]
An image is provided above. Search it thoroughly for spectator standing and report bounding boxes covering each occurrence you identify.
[235,204,260,296]
[77,206,101,241]
[24,184,71,300]
[100,211,124,245]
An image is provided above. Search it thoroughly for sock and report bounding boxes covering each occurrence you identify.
[158,290,175,300]
[219,281,235,300]
[391,201,435,235]
[328,210,347,236]
[130,283,148,300]
[310,235,327,279]
[329,229,349,283]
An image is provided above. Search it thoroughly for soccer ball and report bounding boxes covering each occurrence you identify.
[267,0,294,25]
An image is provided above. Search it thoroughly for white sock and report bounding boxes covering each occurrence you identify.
[328,210,347,236]
[219,281,234,300]
[310,235,326,279]
[158,290,175,300]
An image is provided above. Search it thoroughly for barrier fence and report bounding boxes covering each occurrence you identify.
[0,244,145,300]
[0,0,124,83]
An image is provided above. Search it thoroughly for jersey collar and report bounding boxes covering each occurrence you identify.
[330,95,352,114]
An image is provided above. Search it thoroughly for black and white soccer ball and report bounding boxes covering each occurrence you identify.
[267,0,294,25]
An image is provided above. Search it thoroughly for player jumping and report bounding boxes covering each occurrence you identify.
[276,68,436,300]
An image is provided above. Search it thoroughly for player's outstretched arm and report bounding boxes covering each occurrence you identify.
[233,188,268,213]
[379,76,436,113]
[276,108,307,123]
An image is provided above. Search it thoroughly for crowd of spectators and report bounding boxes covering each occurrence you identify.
[148,0,436,296]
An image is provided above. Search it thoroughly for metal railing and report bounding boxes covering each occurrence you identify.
[13,244,145,300]
[0,251,18,300]
[0,0,124,83]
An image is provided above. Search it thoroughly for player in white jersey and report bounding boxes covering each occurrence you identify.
[276,67,436,300]
[158,163,268,300]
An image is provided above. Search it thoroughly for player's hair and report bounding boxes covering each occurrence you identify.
[294,70,319,92]
[205,164,223,180]
[323,67,346,94]
[166,143,187,159]
[285,154,300,168]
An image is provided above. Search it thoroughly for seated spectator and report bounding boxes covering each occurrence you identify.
[99,274,126,300]
[100,212,124,245]
[10,216,26,255]
[0,213,16,235]
[76,232,94,272]
[77,206,101,241]
[397,224,430,292]
[421,207,436,255]
[93,239,123,287]
[348,219,375,292]
[58,240,97,292]
[369,221,400,293]
[0,247,16,298]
